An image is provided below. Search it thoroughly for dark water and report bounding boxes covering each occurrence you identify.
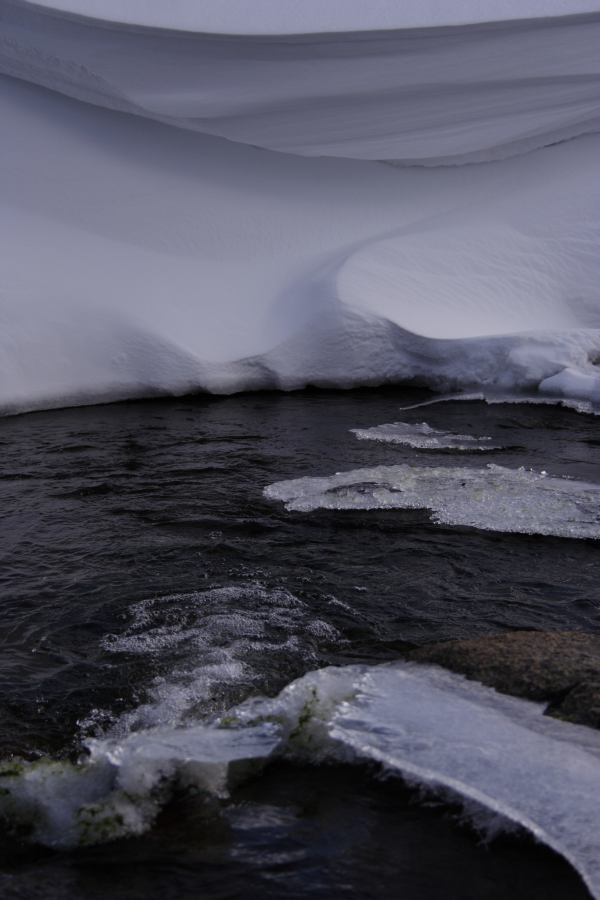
[1,389,599,898]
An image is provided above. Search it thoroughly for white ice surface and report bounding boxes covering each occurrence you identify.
[397,392,600,416]
[2,72,600,414]
[265,463,600,539]
[4,660,600,899]
[352,421,495,451]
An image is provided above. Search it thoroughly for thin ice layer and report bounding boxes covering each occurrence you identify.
[327,664,600,900]
[5,661,600,900]
[397,393,600,416]
[228,661,600,899]
[351,421,494,450]
[265,463,600,539]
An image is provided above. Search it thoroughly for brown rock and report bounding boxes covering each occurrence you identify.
[409,631,600,728]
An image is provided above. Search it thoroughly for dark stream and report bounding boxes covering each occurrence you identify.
[1,388,599,899]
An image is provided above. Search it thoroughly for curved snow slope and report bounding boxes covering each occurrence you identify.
[16,0,600,34]
[2,75,600,414]
[2,2,600,163]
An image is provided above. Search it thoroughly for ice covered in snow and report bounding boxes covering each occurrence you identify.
[265,463,600,540]
[1,1,600,411]
[352,421,495,450]
[4,660,600,899]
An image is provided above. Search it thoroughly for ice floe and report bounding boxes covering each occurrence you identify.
[265,463,600,539]
[352,421,495,451]
[4,660,600,899]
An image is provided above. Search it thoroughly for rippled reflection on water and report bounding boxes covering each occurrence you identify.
[1,389,599,898]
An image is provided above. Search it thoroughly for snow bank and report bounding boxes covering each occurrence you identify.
[3,2,600,162]
[1,1,600,412]
[16,0,600,34]
[1,72,600,414]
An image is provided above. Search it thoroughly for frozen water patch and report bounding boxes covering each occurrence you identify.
[352,421,495,451]
[399,392,600,416]
[265,464,600,540]
[100,584,341,735]
[4,661,600,900]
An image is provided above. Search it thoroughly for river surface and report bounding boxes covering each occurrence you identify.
[1,389,599,899]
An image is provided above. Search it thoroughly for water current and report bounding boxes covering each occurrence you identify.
[1,389,599,899]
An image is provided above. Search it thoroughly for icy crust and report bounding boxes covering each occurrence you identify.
[3,3,600,163]
[4,663,600,899]
[2,75,600,415]
[351,422,495,451]
[398,393,600,416]
[265,464,600,540]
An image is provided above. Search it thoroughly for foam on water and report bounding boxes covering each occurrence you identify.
[0,583,341,847]
[99,584,341,734]
[4,661,600,899]
[351,421,495,451]
[265,464,600,540]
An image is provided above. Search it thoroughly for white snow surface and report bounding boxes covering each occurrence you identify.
[351,421,495,450]
[1,1,600,411]
[3,2,600,162]
[15,0,600,34]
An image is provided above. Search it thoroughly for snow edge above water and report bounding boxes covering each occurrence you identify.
[2,7,600,412]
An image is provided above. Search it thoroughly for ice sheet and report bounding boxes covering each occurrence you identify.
[265,463,600,539]
[4,660,600,900]
[352,421,495,450]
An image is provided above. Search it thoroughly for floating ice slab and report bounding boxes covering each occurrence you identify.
[398,393,600,416]
[265,463,600,539]
[352,421,495,451]
[5,660,600,900]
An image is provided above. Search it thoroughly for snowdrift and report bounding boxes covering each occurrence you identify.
[1,0,600,412]
[3,2,600,163]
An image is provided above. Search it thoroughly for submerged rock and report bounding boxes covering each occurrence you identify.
[410,631,600,729]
